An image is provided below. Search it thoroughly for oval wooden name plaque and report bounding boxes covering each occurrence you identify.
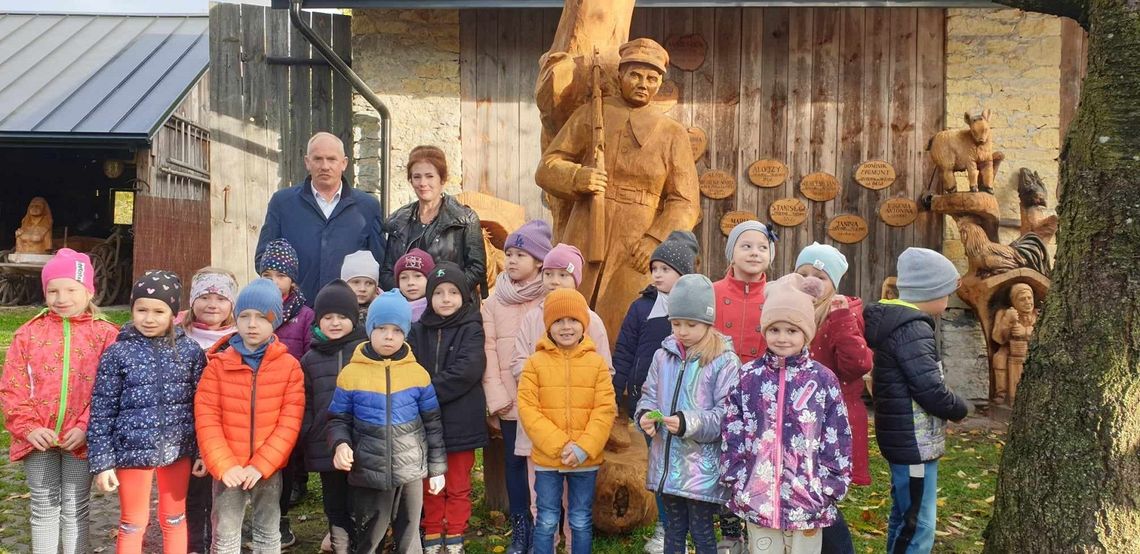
[688,127,708,162]
[879,197,919,227]
[700,170,736,200]
[855,160,897,190]
[665,34,708,72]
[828,214,869,244]
[720,210,758,236]
[769,198,807,227]
[800,172,840,202]
[747,159,788,188]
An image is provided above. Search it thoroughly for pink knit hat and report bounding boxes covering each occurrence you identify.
[543,244,584,287]
[761,273,825,343]
[41,248,96,295]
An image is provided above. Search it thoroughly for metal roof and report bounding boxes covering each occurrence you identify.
[0,13,208,147]
[275,0,997,8]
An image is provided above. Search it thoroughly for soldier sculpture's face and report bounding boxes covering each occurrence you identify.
[619,63,663,108]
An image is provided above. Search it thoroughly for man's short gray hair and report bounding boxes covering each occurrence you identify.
[306,132,345,157]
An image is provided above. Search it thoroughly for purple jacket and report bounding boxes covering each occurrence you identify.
[720,349,852,530]
[276,305,315,361]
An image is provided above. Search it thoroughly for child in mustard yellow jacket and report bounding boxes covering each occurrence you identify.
[517,288,615,554]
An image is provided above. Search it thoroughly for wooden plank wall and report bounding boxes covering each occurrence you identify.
[459,7,945,303]
[208,3,352,285]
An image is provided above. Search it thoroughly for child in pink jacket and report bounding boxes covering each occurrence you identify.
[482,221,552,554]
[0,249,119,554]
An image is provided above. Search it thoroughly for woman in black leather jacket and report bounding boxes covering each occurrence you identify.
[380,145,487,298]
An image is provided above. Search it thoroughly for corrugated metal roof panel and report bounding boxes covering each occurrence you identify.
[273,0,996,7]
[0,13,208,146]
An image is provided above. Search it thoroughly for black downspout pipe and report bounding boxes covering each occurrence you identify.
[288,0,391,215]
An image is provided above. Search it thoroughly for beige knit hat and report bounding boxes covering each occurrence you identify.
[761,273,826,343]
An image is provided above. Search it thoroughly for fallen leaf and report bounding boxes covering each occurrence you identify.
[935,530,951,537]
[956,470,968,479]
[985,495,995,503]
[493,547,505,553]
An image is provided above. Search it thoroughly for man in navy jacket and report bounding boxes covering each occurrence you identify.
[257,132,385,305]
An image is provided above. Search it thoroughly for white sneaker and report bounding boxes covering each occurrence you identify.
[717,537,745,554]
[445,543,465,554]
[424,544,443,554]
[644,524,665,554]
[320,532,332,553]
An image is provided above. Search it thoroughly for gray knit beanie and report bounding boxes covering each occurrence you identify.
[651,230,699,275]
[667,274,716,324]
[724,221,776,261]
[896,247,961,302]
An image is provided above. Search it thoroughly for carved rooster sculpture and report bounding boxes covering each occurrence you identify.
[958,217,1050,279]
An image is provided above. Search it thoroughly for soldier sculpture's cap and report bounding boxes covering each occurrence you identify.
[619,38,669,74]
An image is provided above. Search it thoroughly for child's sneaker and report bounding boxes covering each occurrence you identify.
[717,537,745,554]
[643,523,665,553]
[424,534,444,554]
[320,532,332,552]
[444,535,465,554]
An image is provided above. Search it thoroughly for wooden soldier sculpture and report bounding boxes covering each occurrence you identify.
[14,197,53,254]
[536,38,701,343]
[992,283,1038,404]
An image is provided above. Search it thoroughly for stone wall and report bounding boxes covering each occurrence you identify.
[351,9,464,212]
[940,8,1064,402]
[942,8,1063,269]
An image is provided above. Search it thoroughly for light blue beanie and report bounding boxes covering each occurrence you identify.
[367,289,412,336]
[724,221,776,262]
[896,247,960,302]
[795,242,849,288]
[235,278,285,330]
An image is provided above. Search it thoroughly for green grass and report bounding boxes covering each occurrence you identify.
[0,309,1002,552]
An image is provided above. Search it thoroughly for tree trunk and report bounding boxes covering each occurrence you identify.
[482,435,510,514]
[984,1,1140,551]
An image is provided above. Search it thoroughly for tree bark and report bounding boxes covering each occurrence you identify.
[984,1,1140,551]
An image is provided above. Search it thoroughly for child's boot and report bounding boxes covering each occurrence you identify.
[507,513,533,554]
[424,533,444,554]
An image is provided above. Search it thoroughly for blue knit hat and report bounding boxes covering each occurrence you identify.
[724,221,777,262]
[896,247,961,303]
[257,238,300,283]
[795,242,849,288]
[235,278,285,330]
[367,289,412,336]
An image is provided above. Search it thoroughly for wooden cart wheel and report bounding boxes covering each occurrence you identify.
[0,278,18,306]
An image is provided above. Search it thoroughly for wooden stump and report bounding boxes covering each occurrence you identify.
[481,433,510,514]
[593,421,657,534]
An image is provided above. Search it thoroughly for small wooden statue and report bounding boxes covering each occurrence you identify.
[992,283,1037,404]
[14,197,53,254]
[928,109,1005,194]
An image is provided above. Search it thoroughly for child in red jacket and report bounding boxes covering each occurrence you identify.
[0,249,118,554]
[712,221,778,552]
[795,242,874,554]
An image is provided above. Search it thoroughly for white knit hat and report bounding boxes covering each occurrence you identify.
[340,250,380,283]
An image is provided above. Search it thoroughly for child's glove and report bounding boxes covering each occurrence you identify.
[428,475,446,495]
[95,469,119,492]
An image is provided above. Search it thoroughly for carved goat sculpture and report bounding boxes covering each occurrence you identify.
[928,109,1004,194]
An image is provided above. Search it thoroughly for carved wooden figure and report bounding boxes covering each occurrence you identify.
[15,197,52,254]
[536,37,701,347]
[927,109,1005,194]
[991,284,1038,404]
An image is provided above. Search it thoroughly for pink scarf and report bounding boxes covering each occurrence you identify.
[493,272,546,306]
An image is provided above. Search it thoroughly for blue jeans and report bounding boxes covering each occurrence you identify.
[887,461,939,554]
[501,419,532,519]
[533,469,596,554]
